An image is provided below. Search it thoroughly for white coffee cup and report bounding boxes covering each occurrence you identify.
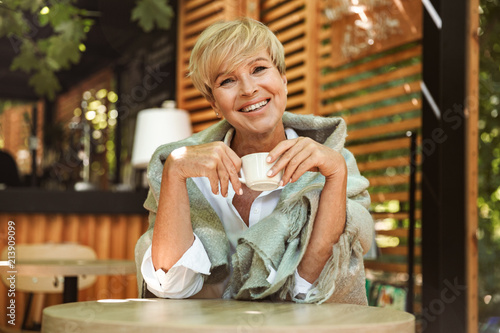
[239,152,283,191]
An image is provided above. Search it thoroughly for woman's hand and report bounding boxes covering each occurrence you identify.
[165,142,243,197]
[266,137,347,186]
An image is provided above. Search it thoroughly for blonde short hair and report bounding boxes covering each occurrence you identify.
[188,18,285,102]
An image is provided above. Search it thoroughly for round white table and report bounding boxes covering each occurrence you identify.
[42,298,415,333]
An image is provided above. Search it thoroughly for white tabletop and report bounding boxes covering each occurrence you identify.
[42,298,415,333]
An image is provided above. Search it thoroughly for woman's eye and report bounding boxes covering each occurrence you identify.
[253,66,267,73]
[220,78,233,86]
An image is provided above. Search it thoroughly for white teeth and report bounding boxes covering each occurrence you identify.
[240,100,268,112]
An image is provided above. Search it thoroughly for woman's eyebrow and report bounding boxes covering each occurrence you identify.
[248,57,269,65]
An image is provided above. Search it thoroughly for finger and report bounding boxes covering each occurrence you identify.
[207,171,220,195]
[267,139,297,163]
[219,151,243,196]
[289,158,316,183]
[223,147,244,195]
[216,163,230,197]
[280,148,313,185]
[268,138,310,177]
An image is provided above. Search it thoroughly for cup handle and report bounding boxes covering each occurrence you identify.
[238,168,246,185]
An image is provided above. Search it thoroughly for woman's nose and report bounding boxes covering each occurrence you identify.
[239,76,258,96]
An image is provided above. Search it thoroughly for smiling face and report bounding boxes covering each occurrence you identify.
[210,50,288,150]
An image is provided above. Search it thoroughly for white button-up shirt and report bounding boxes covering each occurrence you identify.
[141,128,312,298]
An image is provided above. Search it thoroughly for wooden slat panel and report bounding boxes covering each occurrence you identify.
[287,80,305,95]
[190,109,218,123]
[319,45,422,82]
[285,52,306,68]
[262,0,305,22]
[286,94,305,109]
[358,156,412,172]
[320,81,421,115]
[347,137,411,155]
[181,50,192,66]
[285,65,306,81]
[185,0,212,11]
[370,190,422,204]
[304,0,320,115]
[368,174,411,187]
[290,108,309,115]
[126,215,145,298]
[345,99,421,126]
[65,214,80,242]
[95,216,112,299]
[377,228,422,238]
[261,0,287,11]
[347,117,421,141]
[275,25,305,43]
[183,98,211,111]
[176,0,188,111]
[46,214,64,243]
[380,245,422,256]
[182,78,195,90]
[283,37,305,55]
[183,87,204,100]
[184,13,222,37]
[368,171,421,187]
[267,11,305,32]
[111,215,128,299]
[318,41,332,60]
[193,119,220,133]
[0,213,148,329]
[371,210,422,220]
[30,214,47,243]
[364,261,422,274]
[184,34,200,52]
[318,25,330,42]
[320,64,422,100]
[185,1,224,23]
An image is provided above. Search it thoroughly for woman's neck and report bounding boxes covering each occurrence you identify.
[230,125,286,157]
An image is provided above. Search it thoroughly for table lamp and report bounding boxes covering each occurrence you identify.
[131,100,192,186]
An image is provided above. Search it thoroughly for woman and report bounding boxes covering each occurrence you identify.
[135,18,373,304]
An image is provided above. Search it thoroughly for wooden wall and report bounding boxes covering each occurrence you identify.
[0,213,148,329]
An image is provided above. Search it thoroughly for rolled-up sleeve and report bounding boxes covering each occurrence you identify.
[141,234,211,298]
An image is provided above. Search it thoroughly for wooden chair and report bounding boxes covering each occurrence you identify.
[0,243,97,330]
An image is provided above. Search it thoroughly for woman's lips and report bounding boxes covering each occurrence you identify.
[239,99,270,112]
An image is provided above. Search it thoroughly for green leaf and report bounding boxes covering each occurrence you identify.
[0,8,29,37]
[55,19,87,42]
[28,66,61,100]
[45,34,82,69]
[47,2,79,28]
[10,40,40,73]
[131,0,174,33]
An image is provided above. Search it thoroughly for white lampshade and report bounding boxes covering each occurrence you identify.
[131,100,192,168]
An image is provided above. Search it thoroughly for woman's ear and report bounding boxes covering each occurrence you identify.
[282,74,287,86]
[210,101,221,118]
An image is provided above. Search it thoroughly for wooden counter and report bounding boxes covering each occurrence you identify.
[0,188,149,329]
